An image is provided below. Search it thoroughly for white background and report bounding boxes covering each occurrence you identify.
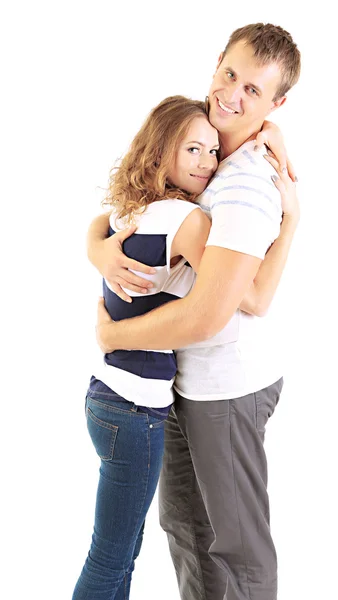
[1,1,337,599]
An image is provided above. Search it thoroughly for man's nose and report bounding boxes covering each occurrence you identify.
[226,82,242,103]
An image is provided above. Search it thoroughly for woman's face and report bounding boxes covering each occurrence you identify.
[167,116,219,194]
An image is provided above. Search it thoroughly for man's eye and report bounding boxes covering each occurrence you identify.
[248,87,258,95]
[227,71,234,79]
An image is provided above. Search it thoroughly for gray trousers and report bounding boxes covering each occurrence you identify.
[159,378,283,600]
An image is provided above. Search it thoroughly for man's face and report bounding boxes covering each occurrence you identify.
[208,40,286,138]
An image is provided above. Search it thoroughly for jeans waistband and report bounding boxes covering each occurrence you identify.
[88,377,171,420]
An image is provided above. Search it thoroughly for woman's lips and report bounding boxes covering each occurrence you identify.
[190,174,210,181]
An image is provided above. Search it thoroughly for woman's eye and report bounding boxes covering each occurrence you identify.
[188,147,200,154]
[210,149,219,156]
[227,71,234,79]
[248,87,258,95]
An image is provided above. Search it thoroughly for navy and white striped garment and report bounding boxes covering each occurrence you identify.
[92,199,199,408]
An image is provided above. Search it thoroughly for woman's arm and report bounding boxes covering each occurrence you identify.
[87,120,295,304]
[239,155,300,316]
[256,121,297,181]
[239,216,297,316]
[170,207,211,272]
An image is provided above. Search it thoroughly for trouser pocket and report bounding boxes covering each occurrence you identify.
[255,377,284,441]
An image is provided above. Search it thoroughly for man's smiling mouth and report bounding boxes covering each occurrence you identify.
[217,99,237,114]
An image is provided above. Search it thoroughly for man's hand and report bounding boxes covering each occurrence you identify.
[96,297,115,353]
[101,227,157,302]
[87,215,157,302]
[255,121,297,182]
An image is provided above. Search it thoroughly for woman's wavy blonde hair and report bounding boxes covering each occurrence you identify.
[102,95,209,223]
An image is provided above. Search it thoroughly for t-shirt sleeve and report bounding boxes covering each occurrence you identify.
[166,200,202,272]
[206,160,282,259]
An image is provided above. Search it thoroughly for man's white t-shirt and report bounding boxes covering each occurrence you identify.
[174,140,284,401]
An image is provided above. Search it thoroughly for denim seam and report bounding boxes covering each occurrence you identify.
[148,418,165,429]
[87,408,119,433]
[123,573,127,600]
[122,416,151,572]
[88,390,121,397]
[88,391,171,418]
[88,396,147,418]
[143,407,171,417]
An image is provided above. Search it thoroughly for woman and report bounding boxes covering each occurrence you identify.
[73,95,297,599]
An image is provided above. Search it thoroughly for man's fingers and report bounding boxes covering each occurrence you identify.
[109,283,132,303]
[123,256,156,275]
[115,225,137,242]
[96,299,115,353]
[97,297,105,320]
[97,297,112,323]
[97,296,105,310]
[114,276,150,295]
[117,270,154,289]
[121,282,149,294]
[106,274,153,297]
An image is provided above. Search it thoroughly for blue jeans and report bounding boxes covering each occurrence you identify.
[72,391,166,600]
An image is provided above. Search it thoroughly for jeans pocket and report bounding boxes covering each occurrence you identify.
[86,406,119,461]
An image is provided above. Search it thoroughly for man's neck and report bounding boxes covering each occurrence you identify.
[219,127,262,161]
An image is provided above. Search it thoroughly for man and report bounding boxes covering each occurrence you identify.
[88,23,301,600]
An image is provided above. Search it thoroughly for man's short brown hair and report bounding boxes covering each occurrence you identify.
[221,23,301,100]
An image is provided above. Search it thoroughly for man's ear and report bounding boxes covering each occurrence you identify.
[270,95,287,114]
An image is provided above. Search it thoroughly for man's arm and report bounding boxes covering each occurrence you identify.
[87,212,110,268]
[97,247,261,352]
[96,145,287,351]
[87,122,295,304]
